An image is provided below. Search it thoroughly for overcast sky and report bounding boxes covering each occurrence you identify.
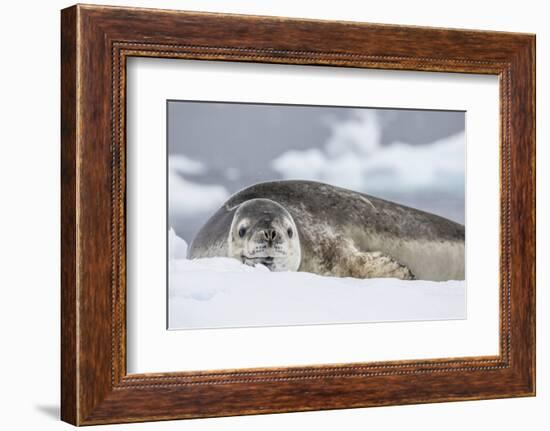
[168,101,465,243]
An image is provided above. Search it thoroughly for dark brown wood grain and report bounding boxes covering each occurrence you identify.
[60,5,78,425]
[61,4,536,425]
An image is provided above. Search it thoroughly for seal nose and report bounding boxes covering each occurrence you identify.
[263,229,277,242]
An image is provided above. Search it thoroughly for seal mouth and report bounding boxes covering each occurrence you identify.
[241,255,277,268]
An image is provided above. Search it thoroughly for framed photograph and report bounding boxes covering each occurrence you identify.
[166,101,467,331]
[61,4,536,425]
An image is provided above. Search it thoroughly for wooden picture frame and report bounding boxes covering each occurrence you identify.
[61,4,535,425]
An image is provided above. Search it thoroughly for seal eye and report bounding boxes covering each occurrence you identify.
[287,227,293,238]
[238,226,247,238]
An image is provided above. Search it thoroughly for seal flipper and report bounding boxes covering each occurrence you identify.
[340,251,415,280]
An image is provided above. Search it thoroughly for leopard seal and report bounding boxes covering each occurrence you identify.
[188,180,465,281]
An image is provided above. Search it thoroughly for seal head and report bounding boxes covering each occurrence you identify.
[228,198,301,271]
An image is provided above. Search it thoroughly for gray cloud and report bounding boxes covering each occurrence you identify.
[168,101,465,242]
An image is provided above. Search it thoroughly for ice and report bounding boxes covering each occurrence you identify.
[168,229,466,330]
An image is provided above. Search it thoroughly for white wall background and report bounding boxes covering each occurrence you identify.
[0,0,546,429]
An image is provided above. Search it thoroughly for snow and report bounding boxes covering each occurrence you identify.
[168,227,188,260]
[168,230,466,330]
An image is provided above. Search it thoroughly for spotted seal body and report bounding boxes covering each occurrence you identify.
[188,180,465,281]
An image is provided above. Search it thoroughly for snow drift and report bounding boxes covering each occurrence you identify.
[168,228,466,330]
